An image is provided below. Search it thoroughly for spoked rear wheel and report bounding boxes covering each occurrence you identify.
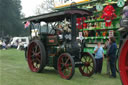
[27,40,46,73]
[57,53,75,80]
[119,37,128,85]
[79,52,96,77]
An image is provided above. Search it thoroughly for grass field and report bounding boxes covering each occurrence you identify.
[0,49,122,85]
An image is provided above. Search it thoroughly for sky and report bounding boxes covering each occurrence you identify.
[21,0,43,17]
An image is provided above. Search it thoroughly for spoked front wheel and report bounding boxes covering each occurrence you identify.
[27,40,46,73]
[57,53,75,80]
[119,36,128,85]
[79,52,96,77]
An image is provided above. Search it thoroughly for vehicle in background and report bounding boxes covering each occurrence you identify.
[10,37,29,50]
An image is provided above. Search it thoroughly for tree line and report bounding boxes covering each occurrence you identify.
[0,0,28,38]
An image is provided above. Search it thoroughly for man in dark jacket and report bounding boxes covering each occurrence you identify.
[108,37,117,78]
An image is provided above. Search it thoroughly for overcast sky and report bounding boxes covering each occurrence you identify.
[21,0,43,17]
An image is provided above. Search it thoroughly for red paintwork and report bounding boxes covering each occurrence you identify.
[49,40,55,43]
[76,17,87,29]
[119,39,128,85]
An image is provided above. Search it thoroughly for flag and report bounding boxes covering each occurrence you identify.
[24,21,30,29]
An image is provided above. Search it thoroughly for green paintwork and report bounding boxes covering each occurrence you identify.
[84,17,120,23]
[79,28,118,31]
[84,48,107,55]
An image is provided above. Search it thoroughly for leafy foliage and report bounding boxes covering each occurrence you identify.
[0,0,24,37]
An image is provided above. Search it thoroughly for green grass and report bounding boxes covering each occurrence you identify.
[0,49,121,85]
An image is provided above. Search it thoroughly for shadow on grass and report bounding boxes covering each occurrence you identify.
[43,68,58,74]
[36,67,59,76]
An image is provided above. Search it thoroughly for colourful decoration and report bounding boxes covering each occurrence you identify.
[76,17,87,29]
[83,30,88,37]
[96,32,98,37]
[102,31,107,37]
[117,0,125,7]
[96,3,103,11]
[101,5,117,27]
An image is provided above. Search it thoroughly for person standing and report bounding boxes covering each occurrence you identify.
[104,39,111,75]
[94,42,104,73]
[2,41,6,50]
[108,37,117,78]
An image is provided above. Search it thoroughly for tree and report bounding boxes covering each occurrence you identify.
[0,0,24,37]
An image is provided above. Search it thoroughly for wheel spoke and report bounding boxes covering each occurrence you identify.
[86,57,89,62]
[82,66,86,71]
[88,57,91,62]
[89,61,93,64]
[68,64,72,66]
[65,57,70,65]
[66,66,69,70]
[61,62,65,65]
[89,59,92,62]
[61,65,65,70]
[89,65,93,68]
[88,67,92,71]
[86,67,88,73]
[63,69,66,74]
[83,56,87,61]
[31,50,35,54]
[65,62,72,72]
[61,58,65,65]
[87,67,91,73]
[35,45,38,52]
[36,63,39,68]
[36,51,41,56]
[31,59,35,62]
[36,58,41,63]
[31,53,35,57]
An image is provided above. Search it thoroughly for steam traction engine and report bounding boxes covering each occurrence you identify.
[23,9,96,80]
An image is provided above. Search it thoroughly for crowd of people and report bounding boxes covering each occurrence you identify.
[94,36,117,78]
[0,38,25,50]
[0,40,9,50]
